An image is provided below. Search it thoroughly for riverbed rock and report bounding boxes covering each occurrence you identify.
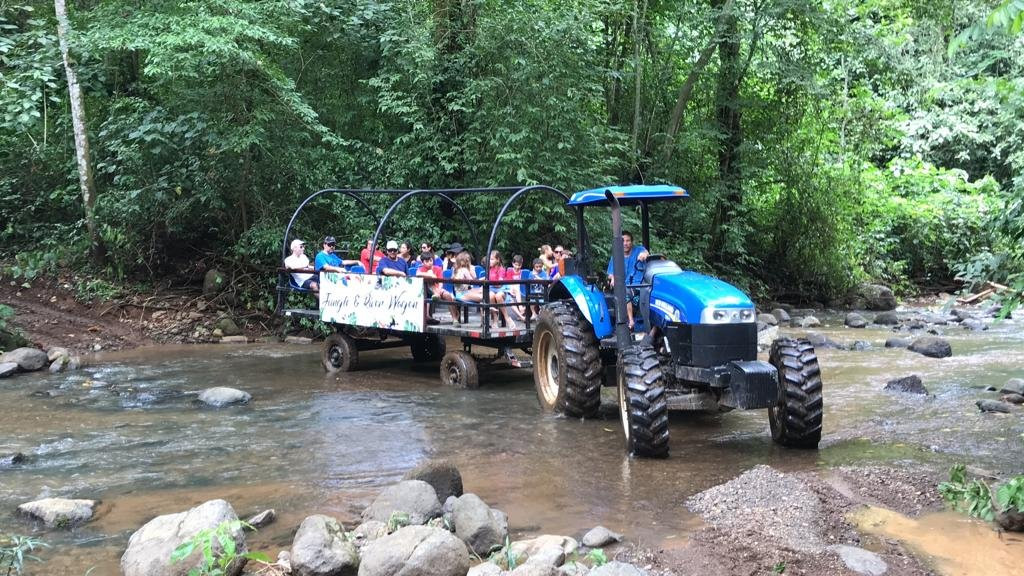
[217,317,242,336]
[402,459,464,502]
[771,308,791,323]
[453,493,508,556]
[357,525,470,576]
[362,480,442,526]
[582,526,623,547]
[353,520,388,545]
[121,499,246,576]
[757,326,779,350]
[48,356,69,373]
[0,452,26,467]
[46,346,70,362]
[220,335,248,344]
[845,313,868,328]
[799,316,821,328]
[961,318,987,331]
[827,544,888,576]
[589,562,649,576]
[510,564,558,576]
[509,535,578,566]
[1000,378,1024,395]
[996,508,1024,532]
[291,514,359,576]
[884,375,927,395]
[0,362,17,378]
[757,313,778,326]
[0,347,48,372]
[873,311,900,326]
[16,497,96,528]
[468,562,504,576]
[198,387,251,407]
[884,337,911,349]
[858,284,897,311]
[976,399,1012,414]
[951,308,975,322]
[245,509,276,529]
[203,269,227,297]
[286,336,314,345]
[1002,393,1024,405]
[908,336,952,358]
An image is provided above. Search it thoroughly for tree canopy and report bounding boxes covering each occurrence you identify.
[1,0,1021,307]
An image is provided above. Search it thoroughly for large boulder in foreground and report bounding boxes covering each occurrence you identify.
[357,525,469,576]
[452,493,508,556]
[402,460,464,503]
[0,347,48,372]
[908,336,952,359]
[121,499,246,576]
[17,497,97,528]
[362,480,441,526]
[1001,378,1024,396]
[291,514,359,576]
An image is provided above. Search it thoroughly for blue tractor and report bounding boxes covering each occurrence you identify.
[531,185,823,457]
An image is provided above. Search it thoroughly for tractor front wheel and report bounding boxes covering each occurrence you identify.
[768,337,823,449]
[532,302,601,417]
[618,346,670,458]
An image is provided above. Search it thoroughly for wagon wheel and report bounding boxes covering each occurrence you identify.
[440,350,479,389]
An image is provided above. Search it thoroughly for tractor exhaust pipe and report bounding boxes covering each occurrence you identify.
[605,190,631,350]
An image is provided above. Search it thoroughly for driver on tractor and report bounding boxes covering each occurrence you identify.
[606,231,648,330]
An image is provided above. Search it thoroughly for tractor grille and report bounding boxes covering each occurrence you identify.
[664,323,757,368]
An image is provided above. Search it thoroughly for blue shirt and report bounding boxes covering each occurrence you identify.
[314,251,343,272]
[607,245,647,284]
[376,257,408,275]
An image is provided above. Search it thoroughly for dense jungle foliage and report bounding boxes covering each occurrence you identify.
[1,0,1022,308]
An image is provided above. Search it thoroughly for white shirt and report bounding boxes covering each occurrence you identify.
[284,253,313,285]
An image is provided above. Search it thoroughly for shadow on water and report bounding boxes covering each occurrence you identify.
[0,316,1022,573]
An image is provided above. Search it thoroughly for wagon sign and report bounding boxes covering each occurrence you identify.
[319,273,425,331]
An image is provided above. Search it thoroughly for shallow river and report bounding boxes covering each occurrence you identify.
[1,313,1023,574]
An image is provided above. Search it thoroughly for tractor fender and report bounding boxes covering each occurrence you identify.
[548,276,614,339]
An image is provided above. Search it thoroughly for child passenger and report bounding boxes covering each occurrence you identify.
[414,252,458,324]
[527,257,549,314]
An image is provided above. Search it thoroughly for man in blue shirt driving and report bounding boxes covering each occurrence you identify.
[606,231,648,330]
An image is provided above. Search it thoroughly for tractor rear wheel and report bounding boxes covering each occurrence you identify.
[322,332,358,373]
[618,346,670,458]
[532,301,601,417]
[768,337,823,448]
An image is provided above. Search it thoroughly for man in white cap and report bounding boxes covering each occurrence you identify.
[285,239,317,291]
[375,240,409,276]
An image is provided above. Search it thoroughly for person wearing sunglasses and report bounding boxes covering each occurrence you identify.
[314,236,359,274]
[376,240,409,276]
[421,241,443,267]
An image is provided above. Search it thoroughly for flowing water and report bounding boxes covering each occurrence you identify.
[1,312,1023,574]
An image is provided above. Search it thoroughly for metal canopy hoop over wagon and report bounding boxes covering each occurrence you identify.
[275,186,571,389]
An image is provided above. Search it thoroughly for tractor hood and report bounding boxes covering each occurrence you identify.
[649,270,755,324]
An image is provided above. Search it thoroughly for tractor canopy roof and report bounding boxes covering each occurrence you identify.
[567,184,689,207]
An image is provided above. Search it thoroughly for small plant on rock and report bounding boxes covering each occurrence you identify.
[170,520,268,576]
[587,548,608,567]
[386,511,411,533]
[996,476,1024,515]
[939,464,994,520]
[0,534,47,575]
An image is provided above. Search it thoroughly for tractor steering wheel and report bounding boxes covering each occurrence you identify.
[632,253,664,277]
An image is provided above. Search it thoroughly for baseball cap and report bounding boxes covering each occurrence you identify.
[385,240,399,250]
[323,236,337,245]
[290,239,305,251]
[447,242,464,254]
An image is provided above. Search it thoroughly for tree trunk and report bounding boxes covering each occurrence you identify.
[630,0,648,166]
[708,0,742,264]
[661,0,734,165]
[54,0,105,266]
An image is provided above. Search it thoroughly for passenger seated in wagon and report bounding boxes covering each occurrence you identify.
[284,238,318,292]
[314,236,360,274]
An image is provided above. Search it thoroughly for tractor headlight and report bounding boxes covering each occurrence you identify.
[701,306,755,324]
